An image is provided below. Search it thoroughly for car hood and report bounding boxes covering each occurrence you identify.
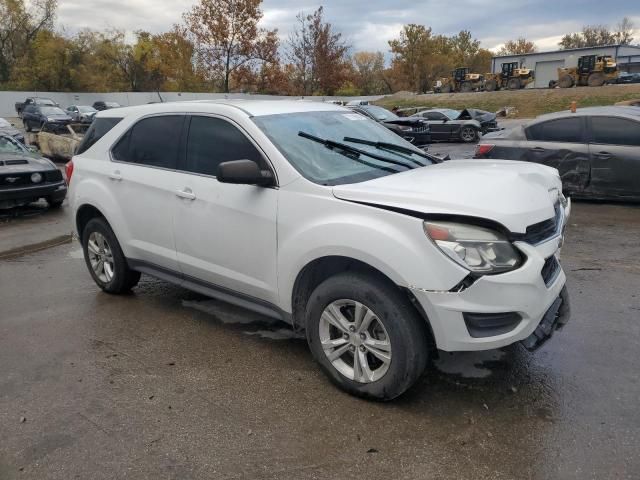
[0,126,22,137]
[332,159,562,233]
[0,154,56,173]
[458,108,496,124]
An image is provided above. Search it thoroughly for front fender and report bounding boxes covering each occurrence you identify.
[276,189,469,312]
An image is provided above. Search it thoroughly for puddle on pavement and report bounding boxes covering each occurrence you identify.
[433,350,507,378]
[182,298,303,339]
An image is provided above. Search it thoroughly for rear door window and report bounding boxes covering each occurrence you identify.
[76,117,122,155]
[526,117,584,143]
[182,116,263,176]
[111,115,184,169]
[590,116,640,146]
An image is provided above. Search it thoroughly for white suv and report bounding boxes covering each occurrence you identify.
[68,100,570,400]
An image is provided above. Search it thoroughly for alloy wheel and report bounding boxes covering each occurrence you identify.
[87,232,115,283]
[318,299,392,383]
[461,127,476,142]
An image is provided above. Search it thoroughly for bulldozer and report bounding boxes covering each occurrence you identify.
[438,67,485,93]
[484,62,535,91]
[549,55,618,88]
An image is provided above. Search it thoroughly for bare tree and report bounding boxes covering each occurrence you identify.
[497,38,537,56]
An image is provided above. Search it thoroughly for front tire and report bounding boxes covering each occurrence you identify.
[82,217,141,293]
[305,271,430,400]
[24,120,31,132]
[460,126,479,143]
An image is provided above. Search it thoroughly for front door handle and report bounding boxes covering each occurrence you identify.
[176,188,196,200]
[531,147,546,152]
[109,170,123,181]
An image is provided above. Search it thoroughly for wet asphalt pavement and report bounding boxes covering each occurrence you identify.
[1,201,639,479]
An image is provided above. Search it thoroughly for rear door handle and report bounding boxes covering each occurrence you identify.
[595,151,612,158]
[531,147,546,152]
[176,188,196,200]
[109,170,123,181]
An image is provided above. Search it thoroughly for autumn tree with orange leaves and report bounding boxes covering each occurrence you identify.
[183,0,279,93]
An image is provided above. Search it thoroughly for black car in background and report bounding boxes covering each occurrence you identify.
[22,105,72,132]
[617,72,640,84]
[409,108,485,143]
[348,105,431,146]
[0,134,67,209]
[93,101,121,111]
[0,118,25,144]
[475,106,640,201]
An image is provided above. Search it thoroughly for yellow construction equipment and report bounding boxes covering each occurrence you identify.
[438,67,485,93]
[484,62,535,91]
[549,55,618,88]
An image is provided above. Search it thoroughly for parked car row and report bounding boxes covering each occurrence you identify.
[13,96,122,127]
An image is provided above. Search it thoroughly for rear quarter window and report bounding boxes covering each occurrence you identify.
[76,117,123,155]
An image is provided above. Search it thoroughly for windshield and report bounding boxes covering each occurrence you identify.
[41,106,66,115]
[0,136,28,155]
[78,106,97,113]
[359,105,399,122]
[253,110,433,185]
[440,109,460,120]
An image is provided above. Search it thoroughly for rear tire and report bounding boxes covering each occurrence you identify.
[559,75,574,88]
[588,72,605,87]
[507,78,521,90]
[460,82,473,93]
[48,198,64,208]
[305,271,430,401]
[81,217,141,294]
[24,120,31,132]
[441,84,452,93]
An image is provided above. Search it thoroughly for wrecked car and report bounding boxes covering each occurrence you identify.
[0,117,25,144]
[0,134,66,209]
[475,106,640,201]
[15,97,58,118]
[348,104,431,146]
[66,105,98,124]
[410,108,483,143]
[27,123,87,161]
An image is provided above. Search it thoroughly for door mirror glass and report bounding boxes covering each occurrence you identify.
[217,160,274,186]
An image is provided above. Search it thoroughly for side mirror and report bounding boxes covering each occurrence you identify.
[217,160,274,186]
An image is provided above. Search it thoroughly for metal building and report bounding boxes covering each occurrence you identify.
[492,44,640,88]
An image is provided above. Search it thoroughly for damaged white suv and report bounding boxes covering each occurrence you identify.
[68,100,570,400]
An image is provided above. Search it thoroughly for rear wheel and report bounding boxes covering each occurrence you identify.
[47,197,64,208]
[441,84,452,93]
[507,77,521,90]
[485,79,497,92]
[460,126,479,143]
[588,72,605,87]
[82,217,141,293]
[460,82,473,93]
[559,75,574,88]
[305,271,430,400]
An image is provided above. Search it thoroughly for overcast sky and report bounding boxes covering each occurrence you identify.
[57,0,640,53]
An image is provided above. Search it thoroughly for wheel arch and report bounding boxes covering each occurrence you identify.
[290,255,436,349]
[75,203,108,243]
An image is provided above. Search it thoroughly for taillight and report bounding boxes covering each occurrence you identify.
[475,144,495,157]
[65,160,74,184]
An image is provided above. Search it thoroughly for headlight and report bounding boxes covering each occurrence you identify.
[31,172,43,183]
[423,221,522,274]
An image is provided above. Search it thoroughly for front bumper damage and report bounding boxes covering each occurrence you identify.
[521,286,570,351]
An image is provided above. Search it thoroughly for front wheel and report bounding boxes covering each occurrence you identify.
[460,126,479,143]
[82,217,141,293]
[24,120,31,132]
[305,271,430,400]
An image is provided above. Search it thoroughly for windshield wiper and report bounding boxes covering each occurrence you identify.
[343,136,441,164]
[298,131,418,171]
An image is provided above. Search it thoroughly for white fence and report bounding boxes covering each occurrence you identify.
[0,91,384,117]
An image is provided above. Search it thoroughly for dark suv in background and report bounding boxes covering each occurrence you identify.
[475,106,640,201]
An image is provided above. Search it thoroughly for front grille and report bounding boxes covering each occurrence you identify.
[518,202,562,245]
[541,256,561,286]
[0,170,59,188]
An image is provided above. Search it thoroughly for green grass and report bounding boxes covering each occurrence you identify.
[376,84,640,118]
